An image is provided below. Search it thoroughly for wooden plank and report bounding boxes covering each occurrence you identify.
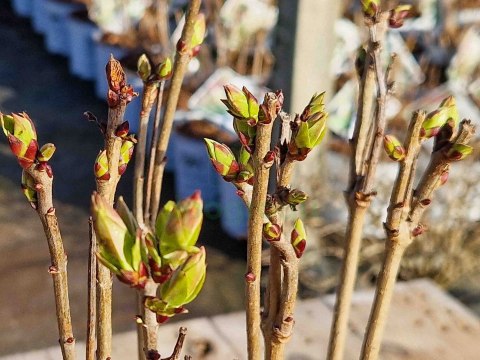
[332,279,480,360]
[211,298,363,360]
[111,317,238,359]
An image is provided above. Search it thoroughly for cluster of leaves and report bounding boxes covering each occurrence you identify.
[91,191,206,323]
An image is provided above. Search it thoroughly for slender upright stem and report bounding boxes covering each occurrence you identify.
[145,81,166,223]
[86,219,97,360]
[27,167,75,360]
[247,122,273,360]
[133,82,159,224]
[149,0,201,224]
[360,239,406,360]
[327,203,368,360]
[142,280,160,359]
[96,97,127,360]
[327,13,389,360]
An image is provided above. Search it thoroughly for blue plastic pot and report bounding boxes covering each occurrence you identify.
[44,0,83,56]
[172,132,220,215]
[32,0,49,34]
[66,12,97,80]
[12,0,33,17]
[219,179,248,239]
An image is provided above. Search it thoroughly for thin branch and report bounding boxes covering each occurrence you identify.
[327,12,389,360]
[27,167,76,360]
[96,60,129,359]
[145,81,166,223]
[133,82,159,224]
[149,0,202,225]
[162,327,188,360]
[86,218,97,360]
[360,120,476,360]
[246,93,278,360]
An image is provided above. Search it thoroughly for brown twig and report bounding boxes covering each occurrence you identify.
[96,63,129,359]
[245,93,278,360]
[162,327,188,360]
[360,119,476,360]
[145,81,166,223]
[133,82,159,225]
[327,12,390,360]
[27,166,76,360]
[149,0,202,225]
[86,218,97,360]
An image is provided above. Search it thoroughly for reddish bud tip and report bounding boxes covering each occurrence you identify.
[245,272,256,283]
[66,337,75,344]
[47,207,55,214]
[412,225,424,237]
[236,189,245,197]
[176,40,187,54]
[156,315,170,324]
[264,150,276,164]
[420,199,431,206]
[440,171,449,185]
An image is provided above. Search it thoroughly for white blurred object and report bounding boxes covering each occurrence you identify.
[447,26,480,90]
[400,0,438,32]
[219,0,278,52]
[89,0,151,35]
[187,67,266,134]
[331,19,361,77]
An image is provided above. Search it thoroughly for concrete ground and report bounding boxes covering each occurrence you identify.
[0,4,246,356]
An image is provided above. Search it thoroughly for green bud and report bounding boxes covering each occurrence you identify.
[94,150,110,180]
[446,143,473,161]
[21,170,37,207]
[439,96,459,127]
[91,193,135,273]
[300,92,326,122]
[155,191,203,259]
[389,4,412,28]
[160,246,207,308]
[361,0,380,17]
[191,13,206,49]
[204,138,240,181]
[118,139,135,176]
[421,96,459,139]
[91,193,148,289]
[223,84,250,119]
[137,54,152,82]
[37,143,56,162]
[263,222,282,242]
[156,57,172,79]
[1,112,38,169]
[291,219,307,259]
[289,113,328,161]
[383,135,406,161]
[286,189,308,209]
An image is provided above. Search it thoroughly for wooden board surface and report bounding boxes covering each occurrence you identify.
[3,279,479,360]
